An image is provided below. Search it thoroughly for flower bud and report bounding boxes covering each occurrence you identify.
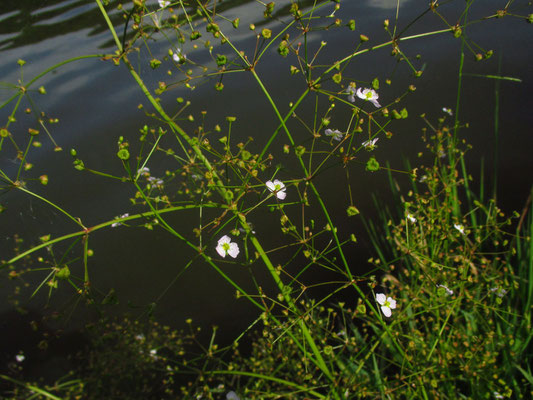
[346,205,360,216]
[56,266,70,280]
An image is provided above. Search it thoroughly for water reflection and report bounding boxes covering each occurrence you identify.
[0,0,532,342]
[0,1,104,50]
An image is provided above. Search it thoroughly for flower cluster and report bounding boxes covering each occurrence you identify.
[216,180,289,258]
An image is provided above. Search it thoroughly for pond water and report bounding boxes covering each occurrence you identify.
[1,0,532,354]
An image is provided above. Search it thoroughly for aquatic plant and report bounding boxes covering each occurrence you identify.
[1,0,532,398]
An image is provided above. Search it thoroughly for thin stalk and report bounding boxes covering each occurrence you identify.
[5,204,219,267]
[95,0,122,52]
[210,370,327,398]
[16,185,86,229]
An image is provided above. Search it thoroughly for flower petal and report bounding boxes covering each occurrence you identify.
[265,180,276,192]
[227,243,240,258]
[276,190,286,200]
[226,392,241,400]
[376,293,386,305]
[381,306,392,317]
[387,298,397,309]
[216,244,226,258]
[218,235,231,245]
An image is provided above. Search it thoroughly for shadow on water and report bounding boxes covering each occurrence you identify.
[0,308,88,390]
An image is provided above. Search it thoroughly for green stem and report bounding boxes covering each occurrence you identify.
[95,0,122,52]
[210,370,327,399]
[16,185,86,229]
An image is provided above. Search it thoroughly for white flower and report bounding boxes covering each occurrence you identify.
[173,51,186,63]
[376,293,396,318]
[406,213,416,223]
[454,223,465,235]
[442,107,453,116]
[135,334,145,341]
[493,392,504,399]
[436,284,454,295]
[346,86,357,102]
[362,138,379,148]
[137,167,150,176]
[226,392,241,400]
[266,179,287,200]
[490,287,507,298]
[324,128,344,141]
[356,88,381,108]
[216,235,240,258]
[111,213,129,228]
[15,353,25,363]
[158,0,170,8]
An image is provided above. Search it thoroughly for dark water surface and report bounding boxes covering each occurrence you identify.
[1,0,532,356]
